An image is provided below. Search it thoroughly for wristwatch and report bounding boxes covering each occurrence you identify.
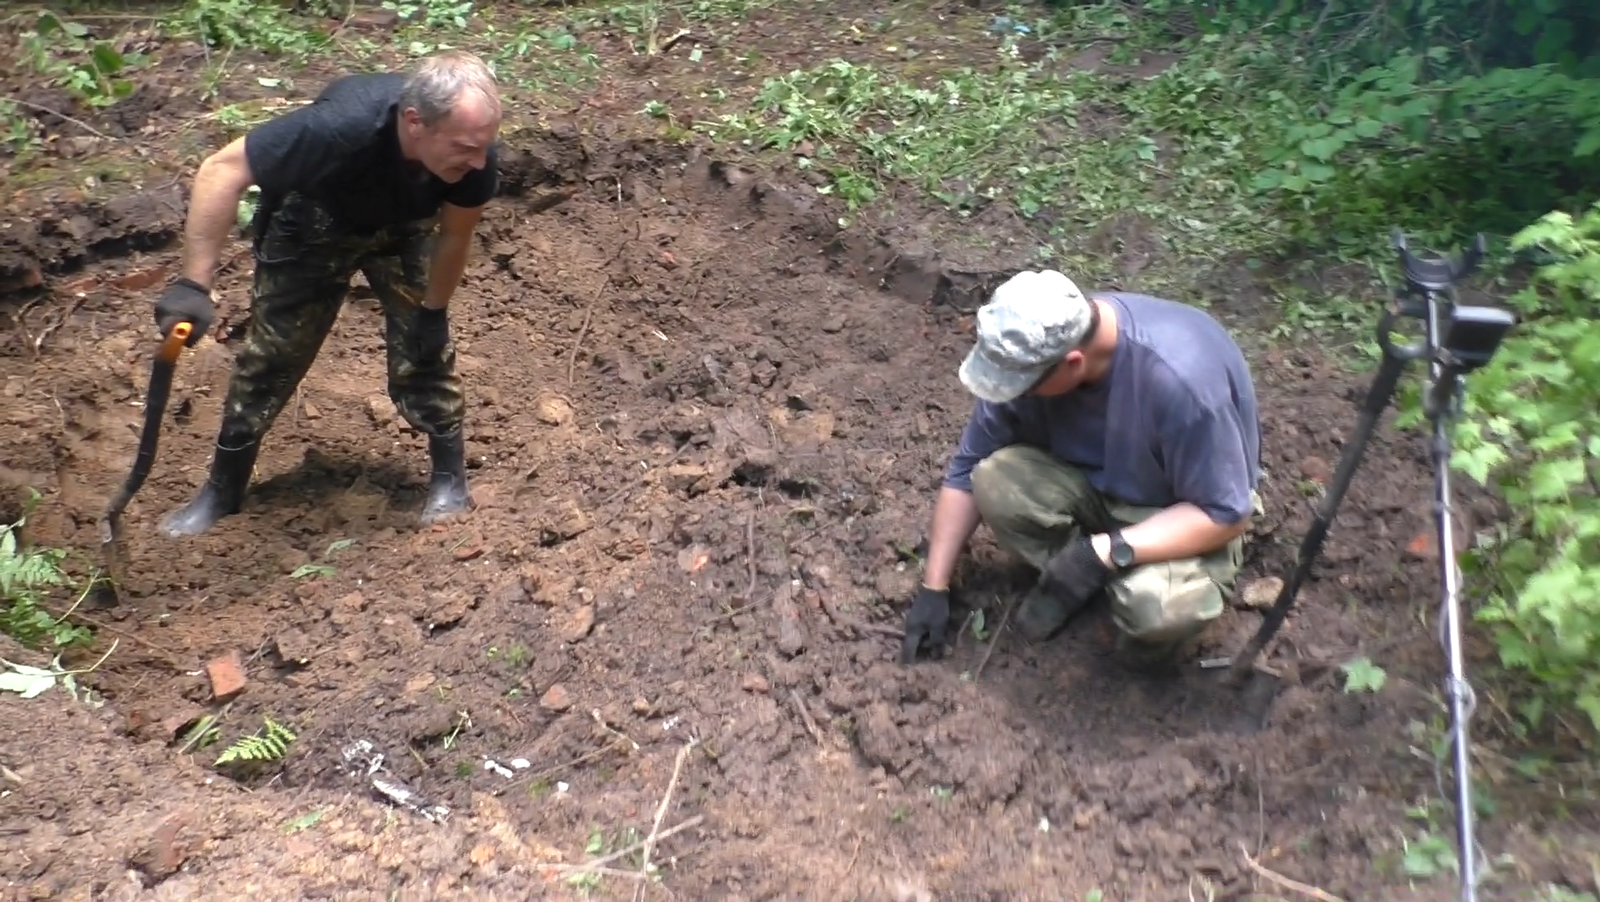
[1107,530,1136,570]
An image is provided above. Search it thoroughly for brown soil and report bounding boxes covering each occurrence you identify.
[3,5,1598,902]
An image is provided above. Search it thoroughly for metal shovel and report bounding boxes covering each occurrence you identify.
[99,320,193,599]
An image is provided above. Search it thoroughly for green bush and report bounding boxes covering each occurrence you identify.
[1441,203,1600,737]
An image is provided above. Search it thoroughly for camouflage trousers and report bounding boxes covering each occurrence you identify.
[971,445,1255,645]
[214,191,464,450]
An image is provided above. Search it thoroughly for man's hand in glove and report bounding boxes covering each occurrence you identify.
[414,306,450,362]
[153,278,215,347]
[1038,536,1113,611]
[900,584,951,664]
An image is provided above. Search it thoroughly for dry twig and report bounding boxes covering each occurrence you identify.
[1239,840,1346,902]
[741,511,758,603]
[789,688,824,744]
[10,98,114,140]
[974,596,1021,679]
[635,738,697,899]
[548,815,705,880]
[565,303,595,387]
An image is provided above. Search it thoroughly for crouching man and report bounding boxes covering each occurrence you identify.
[900,270,1263,671]
[151,50,502,536]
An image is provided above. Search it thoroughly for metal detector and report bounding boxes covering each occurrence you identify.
[1225,228,1516,902]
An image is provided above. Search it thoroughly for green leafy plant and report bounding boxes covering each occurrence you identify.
[215,716,298,766]
[1,490,92,650]
[1430,202,1600,737]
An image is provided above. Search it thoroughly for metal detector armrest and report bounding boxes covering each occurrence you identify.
[1392,228,1488,292]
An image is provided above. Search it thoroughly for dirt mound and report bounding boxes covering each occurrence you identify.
[2,128,1590,902]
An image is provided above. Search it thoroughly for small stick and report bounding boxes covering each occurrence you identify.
[42,603,185,666]
[974,596,1020,680]
[500,739,627,794]
[1238,840,1347,902]
[10,98,114,140]
[788,688,823,744]
[591,708,641,752]
[565,304,595,388]
[741,511,758,603]
[636,739,697,897]
[30,297,85,356]
[570,814,704,871]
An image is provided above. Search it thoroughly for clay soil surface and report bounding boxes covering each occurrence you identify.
[3,3,1598,902]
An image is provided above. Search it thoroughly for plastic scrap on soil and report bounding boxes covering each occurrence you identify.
[341,739,450,823]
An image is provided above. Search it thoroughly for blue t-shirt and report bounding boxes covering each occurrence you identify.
[942,292,1261,525]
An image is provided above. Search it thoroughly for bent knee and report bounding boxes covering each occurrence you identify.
[971,445,1054,503]
[1110,564,1226,644]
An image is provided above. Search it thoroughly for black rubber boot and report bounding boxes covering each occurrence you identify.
[420,428,471,524]
[159,441,259,538]
[1014,584,1099,642]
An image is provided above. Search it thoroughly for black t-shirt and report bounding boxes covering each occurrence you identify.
[243,72,498,233]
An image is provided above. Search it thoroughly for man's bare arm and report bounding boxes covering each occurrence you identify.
[182,136,257,289]
[424,202,485,311]
[1090,501,1250,567]
[919,486,983,591]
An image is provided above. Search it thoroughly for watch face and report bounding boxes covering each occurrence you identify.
[1111,538,1135,567]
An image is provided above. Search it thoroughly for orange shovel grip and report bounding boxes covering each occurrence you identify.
[159,321,193,364]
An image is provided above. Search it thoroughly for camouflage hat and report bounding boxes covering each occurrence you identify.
[958,270,1093,404]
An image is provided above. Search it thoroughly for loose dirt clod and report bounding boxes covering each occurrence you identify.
[539,684,573,712]
[771,580,807,656]
[1239,577,1284,610]
[560,605,596,643]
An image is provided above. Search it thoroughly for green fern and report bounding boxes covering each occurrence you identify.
[215,717,297,766]
[1,491,88,649]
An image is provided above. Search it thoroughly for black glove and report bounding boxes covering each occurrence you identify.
[1038,536,1113,609]
[153,277,214,346]
[900,584,951,664]
[414,306,450,362]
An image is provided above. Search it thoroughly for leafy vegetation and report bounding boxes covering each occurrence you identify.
[215,716,298,767]
[1440,204,1600,736]
[1,490,92,650]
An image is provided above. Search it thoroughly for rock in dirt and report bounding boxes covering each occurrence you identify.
[273,628,314,665]
[365,394,397,428]
[1299,455,1331,484]
[130,811,191,883]
[204,650,246,702]
[1237,577,1283,610]
[771,580,807,657]
[560,605,595,643]
[534,395,574,426]
[741,672,770,694]
[425,593,478,631]
[539,684,573,712]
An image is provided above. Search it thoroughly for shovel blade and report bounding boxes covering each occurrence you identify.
[97,512,127,604]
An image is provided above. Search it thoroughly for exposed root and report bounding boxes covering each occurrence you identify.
[1239,840,1346,902]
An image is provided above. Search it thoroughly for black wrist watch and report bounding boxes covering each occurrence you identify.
[1107,530,1136,570]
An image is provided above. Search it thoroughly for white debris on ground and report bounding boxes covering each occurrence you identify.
[340,739,451,823]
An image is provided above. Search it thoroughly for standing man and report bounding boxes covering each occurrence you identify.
[150,51,502,537]
[900,270,1262,671]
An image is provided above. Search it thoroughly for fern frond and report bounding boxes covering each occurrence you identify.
[215,717,297,766]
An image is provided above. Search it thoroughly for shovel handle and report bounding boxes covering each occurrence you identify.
[159,321,193,363]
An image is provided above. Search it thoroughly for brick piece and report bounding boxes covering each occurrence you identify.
[205,650,246,701]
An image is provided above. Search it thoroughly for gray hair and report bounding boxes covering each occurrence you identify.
[400,50,501,127]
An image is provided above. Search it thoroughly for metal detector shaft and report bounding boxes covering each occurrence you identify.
[1226,311,1412,683]
[1428,345,1479,902]
[1226,229,1508,902]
